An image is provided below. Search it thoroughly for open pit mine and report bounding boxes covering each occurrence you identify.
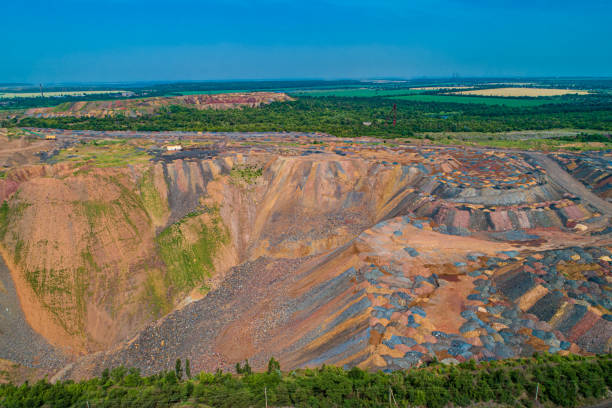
[0,128,610,381]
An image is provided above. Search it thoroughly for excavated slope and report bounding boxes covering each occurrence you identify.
[0,133,609,379]
[0,152,430,359]
[63,217,611,378]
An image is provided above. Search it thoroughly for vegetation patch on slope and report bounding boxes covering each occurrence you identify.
[50,140,151,168]
[0,200,30,242]
[230,164,263,186]
[137,169,168,224]
[155,207,229,294]
[142,270,172,318]
[23,263,90,336]
[0,201,11,240]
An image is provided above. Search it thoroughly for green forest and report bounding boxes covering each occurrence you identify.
[7,95,612,138]
[1,354,610,408]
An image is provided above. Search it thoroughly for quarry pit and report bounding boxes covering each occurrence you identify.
[0,128,609,380]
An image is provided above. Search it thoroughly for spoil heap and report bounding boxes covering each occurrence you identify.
[62,216,611,378]
[0,129,609,380]
[552,151,612,203]
[24,92,292,118]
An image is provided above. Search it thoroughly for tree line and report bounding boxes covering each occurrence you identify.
[5,95,612,138]
[0,353,610,407]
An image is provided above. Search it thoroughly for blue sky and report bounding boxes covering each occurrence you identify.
[2,0,611,83]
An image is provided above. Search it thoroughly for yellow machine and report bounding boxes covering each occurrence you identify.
[45,134,56,140]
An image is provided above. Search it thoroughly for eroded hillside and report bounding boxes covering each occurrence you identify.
[0,129,609,379]
[23,92,291,118]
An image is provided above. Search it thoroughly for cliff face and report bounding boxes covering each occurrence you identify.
[63,210,611,378]
[0,161,226,353]
[1,167,159,352]
[0,153,427,355]
[0,133,609,378]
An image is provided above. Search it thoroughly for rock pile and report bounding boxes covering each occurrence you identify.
[553,151,612,203]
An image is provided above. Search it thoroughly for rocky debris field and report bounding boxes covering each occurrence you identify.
[0,257,67,370]
[0,129,609,380]
[552,151,612,203]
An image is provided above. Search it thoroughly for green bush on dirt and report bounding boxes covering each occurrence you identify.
[155,212,229,293]
[230,164,263,185]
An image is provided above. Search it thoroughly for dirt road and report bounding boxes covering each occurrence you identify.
[0,141,50,155]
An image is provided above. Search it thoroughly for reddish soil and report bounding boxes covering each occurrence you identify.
[0,129,609,380]
[24,92,292,118]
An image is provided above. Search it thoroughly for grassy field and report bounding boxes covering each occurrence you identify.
[389,94,557,106]
[454,87,590,97]
[163,85,373,97]
[0,91,125,99]
[162,90,252,96]
[421,130,612,151]
[434,137,611,151]
[162,88,424,98]
[289,88,424,97]
[411,86,473,90]
[50,140,152,167]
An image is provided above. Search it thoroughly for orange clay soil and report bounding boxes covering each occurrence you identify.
[0,131,609,379]
[0,150,436,356]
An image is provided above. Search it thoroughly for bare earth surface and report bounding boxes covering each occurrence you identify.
[0,256,67,369]
[23,92,291,118]
[528,152,612,215]
[0,128,609,381]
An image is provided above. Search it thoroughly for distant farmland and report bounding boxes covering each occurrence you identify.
[389,94,557,107]
[163,90,252,96]
[289,88,424,97]
[0,90,126,99]
[454,87,590,97]
[165,86,395,97]
[410,86,473,90]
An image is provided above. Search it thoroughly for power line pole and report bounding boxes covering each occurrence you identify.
[264,386,268,408]
[535,383,539,405]
[389,386,398,407]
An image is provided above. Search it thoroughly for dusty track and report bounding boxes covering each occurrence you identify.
[528,152,612,216]
[0,141,50,155]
